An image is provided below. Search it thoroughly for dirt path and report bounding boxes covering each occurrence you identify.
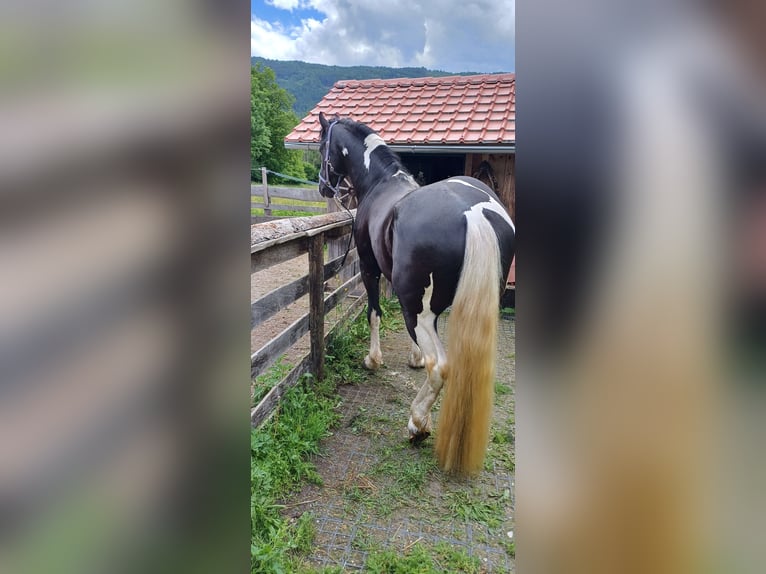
[251,253,361,370]
[284,315,516,572]
[251,254,311,366]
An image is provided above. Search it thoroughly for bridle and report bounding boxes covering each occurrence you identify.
[319,119,355,265]
[319,120,354,207]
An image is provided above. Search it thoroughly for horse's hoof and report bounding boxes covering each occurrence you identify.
[408,357,425,369]
[363,354,381,370]
[409,431,431,445]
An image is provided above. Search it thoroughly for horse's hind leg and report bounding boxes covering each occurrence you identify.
[408,341,425,368]
[361,267,383,370]
[407,316,447,443]
[402,287,447,443]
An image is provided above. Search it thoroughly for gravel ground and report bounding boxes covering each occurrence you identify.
[282,314,516,572]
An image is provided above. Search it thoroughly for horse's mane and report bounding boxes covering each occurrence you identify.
[337,118,409,176]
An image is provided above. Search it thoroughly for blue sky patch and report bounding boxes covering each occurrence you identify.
[252,0,325,29]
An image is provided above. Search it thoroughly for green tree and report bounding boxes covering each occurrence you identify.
[251,64,306,183]
[301,149,321,183]
[250,89,270,163]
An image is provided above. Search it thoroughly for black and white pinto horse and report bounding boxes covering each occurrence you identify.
[318,113,515,476]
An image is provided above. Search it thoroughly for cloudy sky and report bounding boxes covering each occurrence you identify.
[251,0,514,73]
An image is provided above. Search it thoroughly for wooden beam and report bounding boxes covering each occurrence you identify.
[251,199,326,213]
[251,313,310,378]
[252,215,293,224]
[251,239,307,273]
[251,210,355,254]
[464,153,474,176]
[308,234,325,380]
[250,354,312,428]
[261,167,271,216]
[250,293,367,428]
[250,252,361,350]
[323,247,359,281]
[324,272,363,314]
[251,185,323,202]
[266,204,326,214]
[251,243,357,288]
[251,274,310,329]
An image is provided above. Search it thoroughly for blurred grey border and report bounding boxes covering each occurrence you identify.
[0,2,251,573]
[517,1,766,573]
[3,1,764,573]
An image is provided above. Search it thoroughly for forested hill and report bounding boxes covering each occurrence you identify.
[251,57,475,117]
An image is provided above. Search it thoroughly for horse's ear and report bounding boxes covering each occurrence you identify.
[319,112,329,131]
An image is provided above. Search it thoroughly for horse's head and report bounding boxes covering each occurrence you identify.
[318,112,349,199]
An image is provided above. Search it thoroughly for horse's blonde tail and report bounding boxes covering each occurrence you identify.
[436,210,500,476]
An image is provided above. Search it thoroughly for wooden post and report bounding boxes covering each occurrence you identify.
[464,153,474,176]
[261,167,271,216]
[308,233,325,380]
[326,198,339,270]
[381,276,393,299]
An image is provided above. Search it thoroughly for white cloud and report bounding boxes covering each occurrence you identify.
[266,0,303,10]
[250,17,298,60]
[251,0,515,73]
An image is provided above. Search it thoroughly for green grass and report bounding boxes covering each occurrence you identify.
[251,373,338,572]
[501,538,516,558]
[495,380,512,395]
[252,194,327,218]
[251,297,401,573]
[347,407,393,437]
[486,411,515,473]
[364,541,482,574]
[251,294,512,572]
[445,490,506,530]
[341,442,438,518]
[252,208,319,217]
[253,357,293,406]
[286,544,483,574]
[372,445,437,498]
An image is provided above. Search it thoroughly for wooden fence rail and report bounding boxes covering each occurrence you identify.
[251,167,326,223]
[251,210,364,428]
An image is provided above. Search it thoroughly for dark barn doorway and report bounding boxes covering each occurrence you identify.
[398,153,466,185]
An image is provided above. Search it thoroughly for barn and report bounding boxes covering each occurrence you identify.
[284,72,516,288]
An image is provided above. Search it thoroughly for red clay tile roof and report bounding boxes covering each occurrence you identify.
[285,73,515,148]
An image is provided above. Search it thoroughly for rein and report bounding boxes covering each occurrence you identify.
[320,120,355,266]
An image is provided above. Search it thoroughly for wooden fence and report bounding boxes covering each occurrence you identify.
[252,167,326,223]
[251,210,365,428]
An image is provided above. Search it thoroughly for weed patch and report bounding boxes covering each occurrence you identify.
[251,375,338,572]
[445,490,505,530]
[495,380,512,396]
[253,357,293,406]
[501,538,516,558]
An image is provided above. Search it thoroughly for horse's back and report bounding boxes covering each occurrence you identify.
[395,176,514,263]
[391,176,514,317]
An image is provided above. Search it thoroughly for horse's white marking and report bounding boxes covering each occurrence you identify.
[363,133,387,170]
[448,178,515,230]
[342,147,349,156]
[409,341,425,368]
[447,177,485,191]
[465,199,514,230]
[394,169,416,185]
[407,275,448,436]
[364,311,382,369]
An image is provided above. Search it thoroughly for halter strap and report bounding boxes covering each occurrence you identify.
[319,119,355,266]
[319,120,348,199]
